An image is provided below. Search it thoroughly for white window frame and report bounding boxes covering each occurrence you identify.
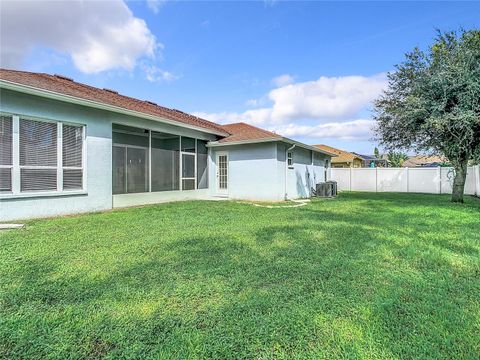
[179,136,197,191]
[0,112,86,198]
[62,124,86,191]
[0,114,13,193]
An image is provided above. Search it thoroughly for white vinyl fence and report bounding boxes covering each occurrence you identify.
[330,165,480,196]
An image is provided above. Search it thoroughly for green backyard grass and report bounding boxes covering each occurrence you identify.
[1,192,479,359]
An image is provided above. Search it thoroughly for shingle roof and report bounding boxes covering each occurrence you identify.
[402,155,448,167]
[0,69,228,135]
[314,144,363,163]
[218,122,281,143]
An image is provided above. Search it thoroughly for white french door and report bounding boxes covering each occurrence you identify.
[216,152,228,196]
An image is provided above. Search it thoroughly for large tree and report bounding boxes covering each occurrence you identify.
[374,30,480,202]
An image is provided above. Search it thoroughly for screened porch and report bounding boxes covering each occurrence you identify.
[112,124,209,196]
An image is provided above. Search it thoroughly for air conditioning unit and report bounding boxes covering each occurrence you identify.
[315,181,337,198]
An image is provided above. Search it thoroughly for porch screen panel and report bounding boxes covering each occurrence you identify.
[0,116,13,191]
[19,119,57,191]
[197,140,208,189]
[127,147,149,193]
[63,124,83,190]
[182,154,195,178]
[112,146,126,194]
[113,126,149,194]
[181,137,196,153]
[182,179,195,190]
[151,132,179,191]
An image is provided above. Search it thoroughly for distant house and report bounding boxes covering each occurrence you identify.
[314,144,364,168]
[402,155,448,167]
[352,153,389,168]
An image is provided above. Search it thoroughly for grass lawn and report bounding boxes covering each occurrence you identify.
[1,192,479,359]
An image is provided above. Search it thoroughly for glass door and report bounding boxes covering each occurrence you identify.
[216,152,228,195]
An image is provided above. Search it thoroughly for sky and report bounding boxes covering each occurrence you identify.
[1,1,479,154]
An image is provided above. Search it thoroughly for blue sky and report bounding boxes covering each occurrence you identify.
[1,1,479,153]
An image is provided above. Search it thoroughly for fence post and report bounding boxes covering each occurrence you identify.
[405,167,409,193]
[349,167,352,191]
[375,167,378,192]
[475,165,480,197]
[437,166,441,194]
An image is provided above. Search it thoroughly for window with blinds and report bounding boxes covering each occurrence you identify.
[0,116,13,192]
[0,117,86,194]
[20,118,58,191]
[63,124,83,190]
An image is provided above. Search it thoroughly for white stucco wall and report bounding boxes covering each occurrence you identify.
[210,143,283,201]
[1,89,113,221]
[278,144,330,199]
[0,89,217,221]
[209,142,332,202]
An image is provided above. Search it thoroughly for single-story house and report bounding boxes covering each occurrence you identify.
[0,69,335,221]
[351,153,389,168]
[314,144,363,168]
[402,155,449,167]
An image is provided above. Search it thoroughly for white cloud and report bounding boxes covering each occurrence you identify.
[268,74,387,122]
[146,0,166,14]
[271,119,375,140]
[193,108,273,126]
[245,99,260,107]
[0,0,159,74]
[142,64,181,82]
[195,73,387,142]
[271,74,294,87]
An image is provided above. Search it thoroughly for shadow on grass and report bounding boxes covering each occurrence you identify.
[1,194,480,359]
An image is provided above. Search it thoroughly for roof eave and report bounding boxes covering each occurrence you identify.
[280,137,337,157]
[0,79,229,137]
[207,137,337,157]
[207,137,281,147]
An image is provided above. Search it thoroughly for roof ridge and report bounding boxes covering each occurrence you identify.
[0,68,227,135]
[222,122,280,136]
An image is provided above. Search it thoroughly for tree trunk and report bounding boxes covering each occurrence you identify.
[451,161,468,203]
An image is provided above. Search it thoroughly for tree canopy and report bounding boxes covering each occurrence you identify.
[374,29,480,201]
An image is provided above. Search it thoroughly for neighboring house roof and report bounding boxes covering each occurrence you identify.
[352,153,379,161]
[314,144,363,163]
[0,69,228,136]
[211,123,337,157]
[403,155,448,167]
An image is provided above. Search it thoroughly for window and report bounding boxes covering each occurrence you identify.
[0,116,13,192]
[287,151,293,168]
[1,115,85,195]
[63,124,84,190]
[20,118,58,191]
